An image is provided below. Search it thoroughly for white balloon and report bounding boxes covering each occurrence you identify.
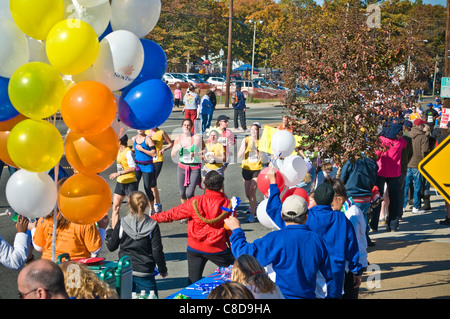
[0,0,12,20]
[256,199,280,230]
[63,0,111,37]
[0,18,29,78]
[6,170,57,219]
[27,37,50,64]
[111,0,161,38]
[271,129,296,158]
[92,30,144,91]
[280,155,307,187]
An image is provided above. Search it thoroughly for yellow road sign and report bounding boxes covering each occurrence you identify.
[419,134,450,204]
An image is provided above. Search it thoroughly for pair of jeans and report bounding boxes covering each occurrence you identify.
[200,113,211,134]
[370,175,402,231]
[403,168,423,209]
[132,274,158,296]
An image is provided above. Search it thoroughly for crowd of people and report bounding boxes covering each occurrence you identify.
[1,87,449,300]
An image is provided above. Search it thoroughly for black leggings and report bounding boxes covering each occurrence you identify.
[186,249,235,285]
[135,170,156,202]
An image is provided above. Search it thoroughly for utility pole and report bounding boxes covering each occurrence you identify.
[445,0,450,109]
[225,0,233,108]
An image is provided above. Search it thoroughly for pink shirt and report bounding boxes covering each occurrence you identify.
[174,89,182,99]
[376,135,407,178]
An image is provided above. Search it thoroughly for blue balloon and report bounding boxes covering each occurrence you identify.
[134,39,167,85]
[0,77,19,122]
[118,79,173,130]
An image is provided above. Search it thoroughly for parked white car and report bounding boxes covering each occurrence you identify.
[163,73,185,84]
[207,76,226,86]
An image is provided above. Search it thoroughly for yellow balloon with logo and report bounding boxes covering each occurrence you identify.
[7,119,64,173]
[46,19,99,75]
[10,0,64,40]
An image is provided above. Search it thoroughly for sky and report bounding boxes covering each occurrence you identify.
[313,0,447,6]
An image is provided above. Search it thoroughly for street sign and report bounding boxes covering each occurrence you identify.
[419,134,450,204]
[441,77,450,98]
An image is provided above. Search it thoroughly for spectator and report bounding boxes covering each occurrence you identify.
[174,83,182,109]
[106,191,168,297]
[31,178,108,261]
[59,261,119,299]
[0,214,30,270]
[199,90,214,134]
[17,259,69,299]
[231,254,285,299]
[151,171,235,285]
[399,120,413,219]
[225,195,334,299]
[403,119,429,214]
[231,85,247,131]
[206,282,255,299]
[370,119,407,232]
[325,177,367,299]
[307,183,362,298]
[340,154,378,246]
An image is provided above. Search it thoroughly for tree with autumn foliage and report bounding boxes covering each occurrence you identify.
[276,0,418,165]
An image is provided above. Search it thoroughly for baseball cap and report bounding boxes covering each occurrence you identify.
[281,195,308,218]
[413,119,427,126]
[403,120,413,129]
[252,121,261,128]
[217,115,229,122]
[427,103,433,107]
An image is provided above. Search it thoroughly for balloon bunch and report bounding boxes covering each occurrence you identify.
[256,129,310,229]
[0,0,170,224]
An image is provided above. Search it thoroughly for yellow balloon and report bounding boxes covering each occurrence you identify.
[10,0,64,40]
[7,119,64,172]
[8,62,66,120]
[46,19,99,75]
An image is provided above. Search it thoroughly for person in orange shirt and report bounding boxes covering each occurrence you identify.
[278,115,292,132]
[31,178,108,261]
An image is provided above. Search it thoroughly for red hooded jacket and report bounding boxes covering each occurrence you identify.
[151,190,232,254]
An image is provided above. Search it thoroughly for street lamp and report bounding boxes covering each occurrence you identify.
[249,19,263,84]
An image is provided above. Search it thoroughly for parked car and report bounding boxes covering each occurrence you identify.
[163,73,186,85]
[207,76,226,86]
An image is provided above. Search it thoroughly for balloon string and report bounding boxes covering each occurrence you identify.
[51,164,60,262]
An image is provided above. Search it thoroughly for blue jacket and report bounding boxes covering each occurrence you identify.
[306,205,362,296]
[230,224,333,299]
[266,183,362,298]
[199,95,213,115]
[232,91,246,110]
[340,156,378,198]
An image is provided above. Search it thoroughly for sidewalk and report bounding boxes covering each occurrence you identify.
[359,191,450,299]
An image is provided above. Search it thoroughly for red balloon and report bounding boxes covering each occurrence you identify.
[281,187,310,205]
[257,167,285,197]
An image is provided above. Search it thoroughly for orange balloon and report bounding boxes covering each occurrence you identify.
[58,173,112,225]
[0,131,17,167]
[65,126,119,174]
[0,114,27,168]
[61,81,117,136]
[0,113,27,131]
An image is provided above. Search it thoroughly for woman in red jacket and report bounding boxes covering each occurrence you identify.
[151,171,235,285]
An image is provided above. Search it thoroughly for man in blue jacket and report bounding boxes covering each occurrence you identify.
[231,85,247,131]
[225,195,334,299]
[264,168,362,298]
